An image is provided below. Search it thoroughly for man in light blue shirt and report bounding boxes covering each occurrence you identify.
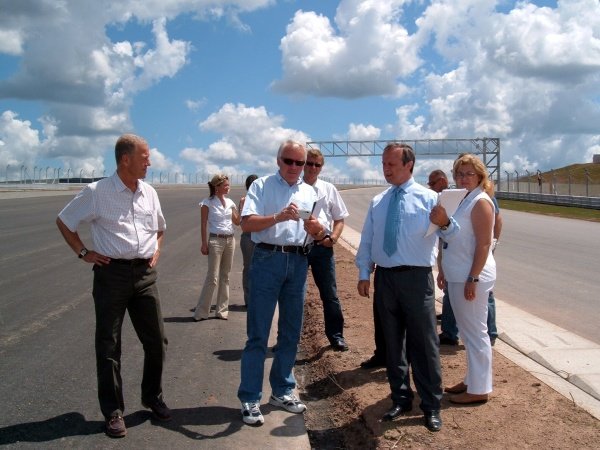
[237,140,325,426]
[356,143,456,433]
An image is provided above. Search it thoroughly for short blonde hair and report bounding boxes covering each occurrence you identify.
[453,154,494,197]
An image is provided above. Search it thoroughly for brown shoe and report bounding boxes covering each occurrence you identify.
[449,392,488,404]
[444,381,467,394]
[105,415,127,438]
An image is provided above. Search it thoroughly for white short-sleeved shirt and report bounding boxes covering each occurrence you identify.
[58,172,166,259]
[242,172,318,246]
[200,196,236,235]
[310,178,349,233]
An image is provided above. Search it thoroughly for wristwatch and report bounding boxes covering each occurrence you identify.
[78,248,89,259]
[466,275,479,283]
[440,220,451,231]
[325,235,337,244]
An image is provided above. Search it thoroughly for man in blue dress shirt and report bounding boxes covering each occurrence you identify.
[356,143,457,432]
[237,140,326,426]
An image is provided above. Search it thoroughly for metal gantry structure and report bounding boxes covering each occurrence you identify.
[306,137,501,184]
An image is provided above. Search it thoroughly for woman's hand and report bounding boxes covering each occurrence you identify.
[464,281,476,301]
[430,204,449,227]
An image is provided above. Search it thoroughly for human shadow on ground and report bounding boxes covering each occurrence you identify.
[0,411,143,445]
[0,406,258,444]
[213,347,275,362]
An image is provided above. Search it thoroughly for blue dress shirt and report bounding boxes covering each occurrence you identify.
[356,178,457,280]
[242,172,318,246]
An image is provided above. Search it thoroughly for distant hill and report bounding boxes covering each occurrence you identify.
[519,163,600,183]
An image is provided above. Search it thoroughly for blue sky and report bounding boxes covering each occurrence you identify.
[1,0,599,184]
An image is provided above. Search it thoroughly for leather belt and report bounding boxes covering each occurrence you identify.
[110,258,150,266]
[257,242,310,255]
[378,265,425,272]
[210,233,234,238]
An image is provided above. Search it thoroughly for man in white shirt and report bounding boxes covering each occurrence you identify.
[303,148,350,351]
[56,134,170,438]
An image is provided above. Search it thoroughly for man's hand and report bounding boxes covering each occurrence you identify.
[277,202,301,222]
[83,250,111,266]
[357,280,371,298]
[147,248,160,268]
[436,271,446,290]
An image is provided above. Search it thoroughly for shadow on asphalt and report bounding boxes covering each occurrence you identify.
[0,406,247,444]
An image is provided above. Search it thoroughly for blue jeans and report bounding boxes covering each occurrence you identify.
[307,244,344,341]
[440,289,498,341]
[237,246,308,402]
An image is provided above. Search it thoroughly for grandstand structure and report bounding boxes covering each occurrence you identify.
[306,137,500,184]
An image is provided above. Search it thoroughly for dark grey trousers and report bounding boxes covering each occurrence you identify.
[374,265,442,412]
[92,262,167,419]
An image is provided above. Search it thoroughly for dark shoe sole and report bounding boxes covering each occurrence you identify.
[106,429,127,438]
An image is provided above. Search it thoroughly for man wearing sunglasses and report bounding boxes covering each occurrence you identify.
[237,140,326,426]
[303,148,350,352]
[427,170,449,192]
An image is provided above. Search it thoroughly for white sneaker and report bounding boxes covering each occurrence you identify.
[241,402,264,425]
[269,393,306,414]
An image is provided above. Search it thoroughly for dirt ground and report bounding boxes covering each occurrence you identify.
[298,244,600,449]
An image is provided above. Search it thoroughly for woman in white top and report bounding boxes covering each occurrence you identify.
[193,174,240,321]
[438,154,496,404]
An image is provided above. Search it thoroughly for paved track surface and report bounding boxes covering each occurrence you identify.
[0,187,310,449]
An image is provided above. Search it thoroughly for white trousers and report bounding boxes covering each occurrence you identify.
[194,235,235,319]
[447,280,494,395]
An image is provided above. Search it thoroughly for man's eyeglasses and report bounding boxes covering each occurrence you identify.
[455,171,477,179]
[305,162,322,168]
[281,158,306,167]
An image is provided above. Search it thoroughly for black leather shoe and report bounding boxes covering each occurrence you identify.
[424,410,442,432]
[360,355,385,369]
[438,333,459,346]
[142,399,172,422]
[330,337,349,351]
[382,403,412,421]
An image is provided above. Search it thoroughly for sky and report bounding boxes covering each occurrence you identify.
[1,0,599,185]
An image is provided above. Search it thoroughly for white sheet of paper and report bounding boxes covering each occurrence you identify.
[425,188,468,237]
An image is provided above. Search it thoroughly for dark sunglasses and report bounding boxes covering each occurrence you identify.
[281,158,306,167]
[305,162,322,168]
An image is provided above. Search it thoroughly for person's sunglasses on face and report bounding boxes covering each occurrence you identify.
[305,162,322,168]
[281,158,306,167]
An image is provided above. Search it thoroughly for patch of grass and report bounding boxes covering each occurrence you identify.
[519,163,600,184]
[499,200,600,222]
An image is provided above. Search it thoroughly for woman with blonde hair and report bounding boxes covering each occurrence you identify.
[437,154,496,404]
[193,174,240,321]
